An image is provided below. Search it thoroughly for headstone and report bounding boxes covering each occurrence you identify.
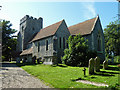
[37,58,40,64]
[103,60,108,69]
[16,57,20,63]
[94,57,100,72]
[111,57,114,64]
[32,56,36,64]
[108,59,111,64]
[88,58,94,75]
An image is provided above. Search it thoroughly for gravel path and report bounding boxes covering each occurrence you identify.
[0,62,51,89]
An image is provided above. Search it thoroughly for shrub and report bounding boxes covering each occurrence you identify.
[62,34,97,67]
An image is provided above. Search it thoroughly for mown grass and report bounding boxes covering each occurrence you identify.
[20,64,120,88]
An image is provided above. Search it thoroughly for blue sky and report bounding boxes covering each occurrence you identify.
[0,1,119,35]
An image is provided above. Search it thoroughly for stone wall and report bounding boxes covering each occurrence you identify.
[32,20,70,64]
[33,36,54,59]
[87,17,105,62]
[54,20,70,63]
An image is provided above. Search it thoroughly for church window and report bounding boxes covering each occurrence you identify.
[32,27,35,31]
[46,40,48,51]
[59,37,61,48]
[38,42,40,52]
[97,31,102,52]
[63,37,65,49]
[66,42,69,48]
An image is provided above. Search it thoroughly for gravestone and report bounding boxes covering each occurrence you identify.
[94,57,100,72]
[16,57,20,63]
[103,60,108,69]
[32,56,36,64]
[88,58,94,75]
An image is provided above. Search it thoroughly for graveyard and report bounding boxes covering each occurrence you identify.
[20,62,120,88]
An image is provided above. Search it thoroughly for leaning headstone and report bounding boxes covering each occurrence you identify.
[88,58,94,75]
[103,60,108,69]
[94,57,100,72]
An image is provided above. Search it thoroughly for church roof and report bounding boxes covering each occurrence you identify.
[32,19,64,42]
[68,16,98,35]
[20,47,33,56]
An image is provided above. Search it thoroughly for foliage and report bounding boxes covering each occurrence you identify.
[62,34,97,66]
[104,20,120,57]
[2,20,17,61]
[21,64,119,88]
[114,55,120,63]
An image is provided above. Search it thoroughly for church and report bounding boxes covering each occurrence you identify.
[17,15,105,64]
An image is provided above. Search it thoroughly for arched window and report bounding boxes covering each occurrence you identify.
[97,31,102,51]
[63,37,65,49]
[32,27,35,31]
[38,42,40,52]
[46,40,48,51]
[59,37,61,48]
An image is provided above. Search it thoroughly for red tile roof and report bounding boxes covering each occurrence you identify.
[32,19,64,42]
[68,16,98,35]
[20,47,33,56]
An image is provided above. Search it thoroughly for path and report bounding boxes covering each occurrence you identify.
[0,62,50,89]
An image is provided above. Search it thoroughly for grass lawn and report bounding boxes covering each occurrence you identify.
[19,63,120,89]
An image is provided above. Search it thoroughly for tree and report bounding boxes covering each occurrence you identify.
[2,20,17,61]
[62,34,96,66]
[104,20,120,58]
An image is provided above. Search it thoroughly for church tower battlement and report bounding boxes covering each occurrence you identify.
[17,15,43,52]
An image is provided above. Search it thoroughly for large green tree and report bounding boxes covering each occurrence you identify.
[104,20,120,57]
[62,34,97,66]
[2,20,17,61]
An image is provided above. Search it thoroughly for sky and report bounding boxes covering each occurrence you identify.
[0,0,119,35]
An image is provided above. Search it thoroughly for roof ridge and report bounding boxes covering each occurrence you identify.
[32,19,64,42]
[69,17,97,28]
[91,16,99,32]
[68,16,98,35]
[41,19,64,31]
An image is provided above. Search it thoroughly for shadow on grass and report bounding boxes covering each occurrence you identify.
[16,63,41,67]
[94,71,115,77]
[51,64,68,68]
[100,71,119,74]
[71,77,85,82]
[106,66,120,71]
[2,62,18,67]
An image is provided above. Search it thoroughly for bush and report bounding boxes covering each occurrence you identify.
[62,34,97,67]
[114,56,120,63]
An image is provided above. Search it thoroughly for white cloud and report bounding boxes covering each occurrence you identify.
[81,2,96,19]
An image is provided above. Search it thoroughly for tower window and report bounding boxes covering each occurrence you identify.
[22,26,24,32]
[46,40,48,51]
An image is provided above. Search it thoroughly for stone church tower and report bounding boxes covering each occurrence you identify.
[17,15,43,52]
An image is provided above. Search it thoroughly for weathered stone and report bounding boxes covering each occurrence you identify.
[94,57,100,72]
[88,58,94,75]
[103,60,108,69]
